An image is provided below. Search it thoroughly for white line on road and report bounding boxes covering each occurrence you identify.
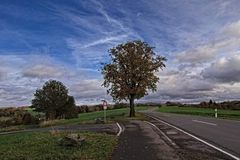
[192,120,217,126]
[145,121,177,147]
[147,114,240,160]
[116,122,123,136]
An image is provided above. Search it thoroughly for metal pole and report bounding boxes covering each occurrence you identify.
[215,108,218,118]
[104,108,106,123]
[102,100,107,123]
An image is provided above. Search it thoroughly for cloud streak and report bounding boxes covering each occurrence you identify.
[0,0,240,107]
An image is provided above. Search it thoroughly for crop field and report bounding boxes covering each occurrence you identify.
[158,106,240,120]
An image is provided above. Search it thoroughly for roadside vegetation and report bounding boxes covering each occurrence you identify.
[0,132,117,160]
[39,106,147,127]
[159,106,240,120]
[0,106,148,132]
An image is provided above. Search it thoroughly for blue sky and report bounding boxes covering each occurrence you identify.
[0,0,240,107]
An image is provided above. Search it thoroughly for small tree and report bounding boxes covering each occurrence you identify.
[31,80,76,120]
[101,40,166,117]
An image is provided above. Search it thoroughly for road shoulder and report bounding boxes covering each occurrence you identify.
[112,120,179,160]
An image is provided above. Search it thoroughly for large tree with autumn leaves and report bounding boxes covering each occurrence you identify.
[101,40,166,117]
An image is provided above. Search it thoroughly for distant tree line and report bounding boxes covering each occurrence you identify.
[165,100,240,110]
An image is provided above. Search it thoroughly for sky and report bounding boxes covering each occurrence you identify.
[0,0,240,107]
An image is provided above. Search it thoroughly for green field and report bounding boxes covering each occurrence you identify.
[47,106,147,126]
[0,106,148,132]
[0,132,116,160]
[158,106,240,119]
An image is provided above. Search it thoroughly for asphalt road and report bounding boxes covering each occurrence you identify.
[144,111,240,157]
[112,120,179,160]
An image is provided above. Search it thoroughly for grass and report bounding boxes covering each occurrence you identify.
[41,106,148,126]
[0,125,26,132]
[25,107,45,116]
[0,131,117,160]
[0,106,148,130]
[158,106,240,120]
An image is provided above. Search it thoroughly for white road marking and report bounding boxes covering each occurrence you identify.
[116,122,123,136]
[192,120,217,126]
[145,121,177,147]
[147,114,240,160]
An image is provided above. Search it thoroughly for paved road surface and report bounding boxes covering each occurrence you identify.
[112,120,230,160]
[112,120,179,160]
[144,111,240,157]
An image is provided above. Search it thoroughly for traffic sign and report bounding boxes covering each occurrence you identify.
[103,101,107,110]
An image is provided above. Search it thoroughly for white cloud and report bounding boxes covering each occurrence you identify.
[222,20,240,37]
[23,64,65,78]
[69,79,106,99]
[175,20,240,63]
[202,54,240,83]
[82,35,128,48]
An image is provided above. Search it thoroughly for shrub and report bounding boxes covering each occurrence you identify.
[113,103,128,109]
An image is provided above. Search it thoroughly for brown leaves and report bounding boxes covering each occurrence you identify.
[102,40,167,101]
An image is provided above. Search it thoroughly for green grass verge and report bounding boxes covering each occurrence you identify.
[0,125,37,132]
[0,132,117,160]
[0,106,148,132]
[49,106,148,126]
[158,106,240,120]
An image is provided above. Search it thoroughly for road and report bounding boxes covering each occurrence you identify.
[113,120,231,160]
[112,120,179,160]
[144,111,240,157]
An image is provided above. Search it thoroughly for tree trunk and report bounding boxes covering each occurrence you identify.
[129,95,135,117]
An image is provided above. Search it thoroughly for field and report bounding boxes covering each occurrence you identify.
[158,106,240,119]
[0,106,148,132]
[0,107,148,159]
[0,132,116,160]
[43,106,148,126]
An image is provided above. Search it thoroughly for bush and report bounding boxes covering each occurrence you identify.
[0,107,39,127]
[165,101,183,106]
[76,105,89,113]
[113,103,128,109]
[31,80,76,120]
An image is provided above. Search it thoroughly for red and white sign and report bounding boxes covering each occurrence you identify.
[103,101,107,110]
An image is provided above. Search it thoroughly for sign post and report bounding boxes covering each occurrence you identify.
[102,100,107,123]
[215,108,218,118]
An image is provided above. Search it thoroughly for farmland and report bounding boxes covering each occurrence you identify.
[158,106,240,120]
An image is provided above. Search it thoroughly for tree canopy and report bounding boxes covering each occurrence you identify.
[31,80,77,120]
[101,40,166,116]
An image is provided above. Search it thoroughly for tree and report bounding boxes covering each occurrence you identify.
[101,40,166,117]
[31,80,76,120]
[63,96,78,119]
